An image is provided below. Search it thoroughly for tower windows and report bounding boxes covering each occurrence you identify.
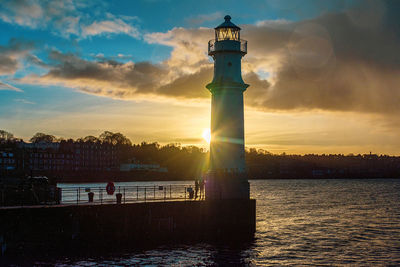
[216,27,240,41]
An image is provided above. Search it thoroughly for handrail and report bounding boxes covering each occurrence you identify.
[0,183,205,207]
[60,184,201,204]
[208,39,247,54]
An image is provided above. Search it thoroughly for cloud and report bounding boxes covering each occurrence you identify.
[14,98,35,104]
[0,0,44,28]
[25,54,48,68]
[0,0,79,34]
[157,66,212,99]
[242,0,400,115]
[0,38,34,75]
[91,53,135,61]
[0,81,22,92]
[0,55,19,75]
[20,25,214,100]
[20,50,168,98]
[16,0,400,121]
[145,1,400,116]
[185,12,223,26]
[0,0,140,39]
[145,27,212,74]
[81,14,140,38]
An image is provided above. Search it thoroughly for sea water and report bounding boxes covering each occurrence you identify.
[26,179,400,265]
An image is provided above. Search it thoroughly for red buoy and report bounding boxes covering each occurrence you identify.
[106,182,115,195]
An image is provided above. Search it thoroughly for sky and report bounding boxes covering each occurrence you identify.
[0,0,400,155]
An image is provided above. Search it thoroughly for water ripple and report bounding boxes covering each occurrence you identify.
[27,179,400,266]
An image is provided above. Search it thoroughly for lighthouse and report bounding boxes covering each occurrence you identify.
[205,15,250,200]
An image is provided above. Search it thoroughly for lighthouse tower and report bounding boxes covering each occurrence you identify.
[205,15,249,200]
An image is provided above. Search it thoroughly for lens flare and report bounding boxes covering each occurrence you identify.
[202,128,211,144]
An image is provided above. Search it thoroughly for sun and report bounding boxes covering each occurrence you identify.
[202,128,211,144]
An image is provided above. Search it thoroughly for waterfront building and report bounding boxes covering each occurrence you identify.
[0,151,16,171]
[120,163,168,172]
[60,141,118,172]
[28,151,75,172]
[17,140,119,174]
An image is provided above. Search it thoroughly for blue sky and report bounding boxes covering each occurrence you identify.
[1,0,400,155]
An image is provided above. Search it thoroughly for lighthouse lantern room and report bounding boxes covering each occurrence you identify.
[215,15,240,41]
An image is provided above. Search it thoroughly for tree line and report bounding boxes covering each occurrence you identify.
[1,129,400,180]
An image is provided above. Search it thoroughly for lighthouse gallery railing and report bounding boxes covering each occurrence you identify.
[208,39,247,54]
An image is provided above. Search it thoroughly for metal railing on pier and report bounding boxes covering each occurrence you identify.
[0,184,203,207]
[61,184,203,204]
[0,185,60,207]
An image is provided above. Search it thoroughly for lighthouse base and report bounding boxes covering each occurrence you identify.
[205,171,250,200]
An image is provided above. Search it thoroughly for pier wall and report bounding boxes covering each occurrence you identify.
[0,200,255,255]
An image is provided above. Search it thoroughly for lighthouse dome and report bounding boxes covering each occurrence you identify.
[215,15,241,30]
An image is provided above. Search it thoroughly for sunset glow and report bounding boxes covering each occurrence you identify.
[0,0,399,155]
[202,128,211,144]
[1,2,399,265]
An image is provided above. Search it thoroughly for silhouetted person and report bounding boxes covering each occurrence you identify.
[200,178,205,200]
[195,179,199,199]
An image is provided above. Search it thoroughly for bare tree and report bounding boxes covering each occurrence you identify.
[99,131,131,145]
[30,132,57,143]
[76,135,100,143]
[0,130,14,141]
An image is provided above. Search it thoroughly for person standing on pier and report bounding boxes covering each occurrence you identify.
[200,178,205,200]
[194,179,199,199]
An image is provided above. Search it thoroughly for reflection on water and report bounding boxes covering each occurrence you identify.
[34,179,400,265]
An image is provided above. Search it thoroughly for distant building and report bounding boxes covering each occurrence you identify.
[27,150,75,172]
[19,141,60,150]
[0,151,16,170]
[17,141,118,173]
[60,141,118,171]
[120,158,168,173]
